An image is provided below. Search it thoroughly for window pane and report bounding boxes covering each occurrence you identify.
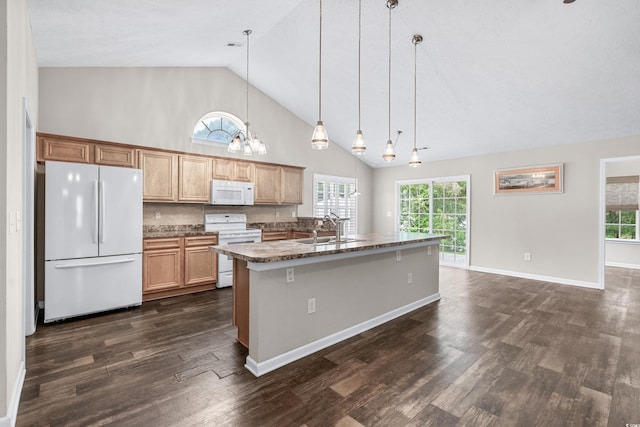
[606,225,619,238]
[620,210,637,224]
[433,199,444,213]
[605,210,619,224]
[456,198,466,213]
[620,225,636,239]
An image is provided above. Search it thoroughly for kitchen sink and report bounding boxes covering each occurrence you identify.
[295,237,363,246]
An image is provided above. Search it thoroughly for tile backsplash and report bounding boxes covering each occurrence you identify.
[143,203,299,226]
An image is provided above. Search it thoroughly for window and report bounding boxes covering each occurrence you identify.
[605,175,639,241]
[191,111,245,148]
[606,210,639,240]
[398,176,470,268]
[313,174,358,235]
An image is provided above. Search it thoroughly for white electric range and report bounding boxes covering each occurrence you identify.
[204,214,262,288]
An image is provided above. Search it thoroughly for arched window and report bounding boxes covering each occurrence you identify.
[191,111,246,148]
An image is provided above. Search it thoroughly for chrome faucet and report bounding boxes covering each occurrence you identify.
[324,213,350,242]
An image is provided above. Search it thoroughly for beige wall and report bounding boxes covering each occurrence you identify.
[373,135,640,286]
[37,67,373,233]
[1,0,39,422]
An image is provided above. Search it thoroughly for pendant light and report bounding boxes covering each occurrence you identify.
[351,0,366,155]
[228,29,266,155]
[311,0,329,149]
[409,34,423,168]
[382,0,398,162]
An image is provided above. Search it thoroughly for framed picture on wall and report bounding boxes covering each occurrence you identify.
[494,164,564,195]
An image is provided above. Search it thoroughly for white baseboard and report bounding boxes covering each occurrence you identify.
[0,361,25,427]
[245,292,441,377]
[469,266,602,290]
[606,261,640,270]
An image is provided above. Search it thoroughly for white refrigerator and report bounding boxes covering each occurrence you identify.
[44,161,143,322]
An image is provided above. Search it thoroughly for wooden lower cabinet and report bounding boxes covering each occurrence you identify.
[262,231,290,241]
[143,235,218,301]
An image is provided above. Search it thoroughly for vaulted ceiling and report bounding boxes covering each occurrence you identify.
[27,0,640,167]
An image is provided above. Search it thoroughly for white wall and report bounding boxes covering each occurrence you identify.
[1,0,39,424]
[373,135,640,286]
[605,158,640,268]
[37,67,373,233]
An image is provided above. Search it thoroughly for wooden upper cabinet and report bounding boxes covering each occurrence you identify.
[138,150,178,202]
[178,155,211,203]
[281,167,304,205]
[95,144,137,168]
[254,164,281,204]
[233,161,254,182]
[212,158,233,180]
[39,135,92,163]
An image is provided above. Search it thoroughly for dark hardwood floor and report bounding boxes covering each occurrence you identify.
[17,267,640,426]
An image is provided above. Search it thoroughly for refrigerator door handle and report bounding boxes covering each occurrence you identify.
[99,180,105,243]
[93,180,99,243]
[54,258,137,269]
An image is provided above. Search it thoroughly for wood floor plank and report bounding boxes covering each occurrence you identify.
[16,266,640,426]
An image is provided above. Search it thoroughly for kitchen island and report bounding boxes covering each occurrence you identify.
[211,232,444,376]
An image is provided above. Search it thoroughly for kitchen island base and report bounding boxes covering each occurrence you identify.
[233,242,441,377]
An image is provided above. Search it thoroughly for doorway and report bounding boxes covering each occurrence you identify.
[23,99,36,336]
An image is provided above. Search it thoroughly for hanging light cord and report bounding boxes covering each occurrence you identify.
[318,0,323,123]
[413,37,417,150]
[387,2,392,143]
[244,29,251,137]
[357,0,362,131]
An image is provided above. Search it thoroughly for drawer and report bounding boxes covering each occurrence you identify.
[143,237,182,250]
[262,231,289,241]
[185,235,218,247]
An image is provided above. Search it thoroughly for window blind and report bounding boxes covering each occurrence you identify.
[606,175,639,210]
[313,174,358,235]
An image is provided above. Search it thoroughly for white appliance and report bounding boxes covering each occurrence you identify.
[44,161,143,322]
[209,179,255,206]
[204,214,261,288]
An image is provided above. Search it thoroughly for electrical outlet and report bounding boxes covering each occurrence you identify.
[308,298,316,314]
[524,252,531,261]
[396,250,401,261]
[276,211,280,218]
[154,211,161,219]
[291,210,296,217]
[408,273,413,284]
[286,268,295,283]
[427,246,432,256]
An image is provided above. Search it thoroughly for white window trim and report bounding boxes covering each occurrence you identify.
[313,173,358,235]
[395,175,471,269]
[191,111,246,148]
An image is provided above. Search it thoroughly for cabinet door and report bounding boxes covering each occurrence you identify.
[254,164,281,204]
[138,150,178,201]
[95,144,137,168]
[233,161,254,182]
[178,155,211,202]
[291,231,311,239]
[212,158,233,180]
[281,167,304,205]
[184,246,217,287]
[39,135,92,163]
[143,248,182,293]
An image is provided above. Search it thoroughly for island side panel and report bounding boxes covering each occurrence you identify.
[248,244,440,364]
[233,258,250,348]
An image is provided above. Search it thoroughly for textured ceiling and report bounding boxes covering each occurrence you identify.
[27,0,640,168]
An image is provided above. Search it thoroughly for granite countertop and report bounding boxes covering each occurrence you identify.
[210,232,445,263]
[143,225,217,239]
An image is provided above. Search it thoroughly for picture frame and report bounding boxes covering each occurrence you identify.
[494,164,563,195]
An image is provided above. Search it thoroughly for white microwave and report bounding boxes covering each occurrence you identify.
[209,179,255,206]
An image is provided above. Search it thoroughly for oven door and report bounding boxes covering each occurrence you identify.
[217,236,261,288]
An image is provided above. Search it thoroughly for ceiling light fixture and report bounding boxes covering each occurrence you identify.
[382,0,398,162]
[229,29,267,155]
[311,0,329,150]
[409,34,423,168]
[351,0,366,155]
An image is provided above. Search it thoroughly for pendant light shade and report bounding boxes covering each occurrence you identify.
[382,0,398,161]
[409,34,423,168]
[351,0,366,155]
[312,0,329,150]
